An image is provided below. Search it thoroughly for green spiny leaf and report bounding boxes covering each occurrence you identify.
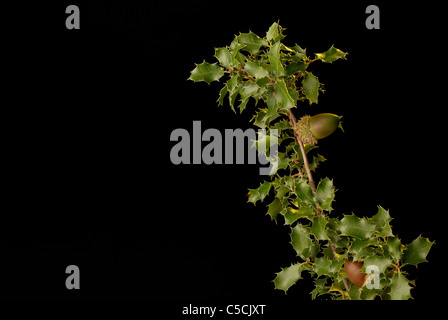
[274,80,295,110]
[353,246,377,261]
[273,263,302,293]
[214,47,234,69]
[361,255,392,274]
[252,130,278,155]
[309,154,326,171]
[313,257,332,277]
[290,224,312,258]
[360,286,382,300]
[315,45,347,63]
[267,197,283,221]
[275,185,290,199]
[283,206,314,225]
[240,82,260,100]
[311,215,328,240]
[248,181,272,204]
[348,284,362,300]
[230,36,245,54]
[316,178,335,212]
[226,73,238,91]
[303,241,320,261]
[371,206,391,223]
[339,214,376,240]
[294,179,315,205]
[267,41,284,75]
[238,97,249,113]
[402,236,434,266]
[228,83,243,112]
[388,272,412,300]
[189,61,225,84]
[311,277,328,299]
[244,60,269,79]
[313,257,343,277]
[236,32,268,55]
[302,72,319,104]
[286,44,307,60]
[266,21,285,42]
[370,206,393,237]
[348,238,379,255]
[269,152,290,176]
[384,236,402,262]
[217,84,228,106]
[285,61,307,76]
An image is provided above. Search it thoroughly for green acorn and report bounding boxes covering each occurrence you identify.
[296,113,342,145]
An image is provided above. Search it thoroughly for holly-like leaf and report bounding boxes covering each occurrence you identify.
[388,272,412,300]
[313,257,332,277]
[266,21,285,42]
[226,73,238,91]
[285,44,307,60]
[348,284,362,300]
[402,236,434,266]
[238,97,249,113]
[370,206,393,237]
[267,41,284,75]
[371,206,391,223]
[275,185,290,199]
[267,197,283,221]
[273,263,302,293]
[309,154,326,171]
[217,85,228,106]
[238,83,259,112]
[339,214,376,240]
[311,215,328,240]
[313,257,343,277]
[252,130,278,156]
[283,206,314,225]
[248,181,272,204]
[214,47,234,69]
[360,287,382,300]
[269,152,290,176]
[353,246,377,261]
[384,237,402,262]
[311,277,328,299]
[315,45,347,63]
[228,82,243,112]
[290,224,312,258]
[244,61,269,79]
[189,61,225,84]
[285,61,307,76]
[316,178,335,212]
[235,32,268,55]
[295,179,315,205]
[348,238,379,255]
[240,82,259,100]
[303,241,320,261]
[302,72,319,104]
[361,256,392,274]
[252,107,279,129]
[274,80,295,110]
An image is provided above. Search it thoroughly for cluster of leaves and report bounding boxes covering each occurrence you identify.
[189,22,433,300]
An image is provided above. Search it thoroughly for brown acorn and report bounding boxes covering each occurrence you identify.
[344,259,368,288]
[296,113,342,145]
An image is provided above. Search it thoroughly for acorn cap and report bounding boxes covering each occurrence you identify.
[296,115,318,145]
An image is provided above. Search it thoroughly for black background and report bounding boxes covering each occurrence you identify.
[1,0,445,316]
